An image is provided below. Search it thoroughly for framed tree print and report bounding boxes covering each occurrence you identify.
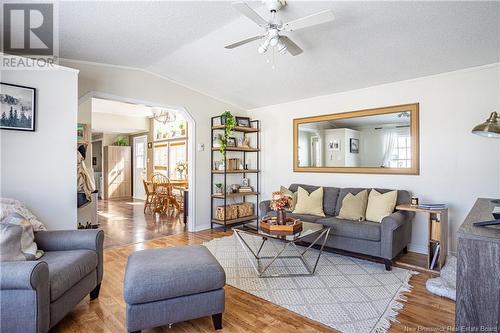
[0,82,36,132]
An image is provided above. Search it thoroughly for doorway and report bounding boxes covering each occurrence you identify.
[133,135,147,200]
[311,136,321,167]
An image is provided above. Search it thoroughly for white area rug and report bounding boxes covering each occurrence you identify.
[204,234,417,333]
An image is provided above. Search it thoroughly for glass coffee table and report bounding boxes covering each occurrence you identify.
[232,221,331,277]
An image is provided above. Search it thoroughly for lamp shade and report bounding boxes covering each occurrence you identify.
[472,112,500,138]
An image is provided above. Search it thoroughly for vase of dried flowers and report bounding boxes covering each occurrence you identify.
[270,191,289,225]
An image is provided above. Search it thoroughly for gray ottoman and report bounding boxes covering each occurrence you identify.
[124,245,226,332]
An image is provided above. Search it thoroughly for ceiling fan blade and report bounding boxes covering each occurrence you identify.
[283,9,335,32]
[232,1,269,27]
[280,36,303,56]
[225,35,263,49]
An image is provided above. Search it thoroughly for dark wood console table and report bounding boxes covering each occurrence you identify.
[456,198,500,331]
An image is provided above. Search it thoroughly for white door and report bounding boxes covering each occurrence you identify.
[133,135,147,200]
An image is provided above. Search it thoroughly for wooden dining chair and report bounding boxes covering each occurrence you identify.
[151,173,182,214]
[143,180,155,214]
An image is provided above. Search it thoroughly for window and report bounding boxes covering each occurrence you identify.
[168,141,186,179]
[153,141,187,179]
[389,134,411,168]
[153,143,169,175]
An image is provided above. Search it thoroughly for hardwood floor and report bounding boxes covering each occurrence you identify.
[53,229,455,333]
[98,198,186,248]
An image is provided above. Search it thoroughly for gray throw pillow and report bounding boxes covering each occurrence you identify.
[0,212,43,261]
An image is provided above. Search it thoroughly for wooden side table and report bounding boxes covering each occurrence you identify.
[396,204,448,272]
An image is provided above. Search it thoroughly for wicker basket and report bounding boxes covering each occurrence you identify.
[216,205,238,220]
[237,202,254,218]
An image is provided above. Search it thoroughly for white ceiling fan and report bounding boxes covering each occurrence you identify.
[225,0,335,56]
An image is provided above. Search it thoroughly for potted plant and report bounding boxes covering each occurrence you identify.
[113,136,128,146]
[218,111,236,159]
[214,183,224,195]
[179,122,186,136]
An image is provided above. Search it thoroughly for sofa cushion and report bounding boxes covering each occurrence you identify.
[366,190,398,222]
[40,249,98,301]
[336,188,412,216]
[289,184,339,216]
[317,217,381,241]
[293,187,325,217]
[124,245,225,305]
[267,210,323,223]
[337,190,368,221]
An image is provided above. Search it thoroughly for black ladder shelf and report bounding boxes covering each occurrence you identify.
[210,116,260,231]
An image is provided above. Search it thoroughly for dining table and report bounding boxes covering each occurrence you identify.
[146,179,188,224]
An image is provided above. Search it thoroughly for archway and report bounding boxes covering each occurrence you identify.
[78,91,197,233]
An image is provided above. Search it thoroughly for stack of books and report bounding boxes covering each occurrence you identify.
[418,203,447,210]
[238,186,254,193]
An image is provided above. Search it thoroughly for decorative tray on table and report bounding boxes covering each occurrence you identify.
[260,216,303,235]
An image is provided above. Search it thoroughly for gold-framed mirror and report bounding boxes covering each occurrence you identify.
[293,103,419,175]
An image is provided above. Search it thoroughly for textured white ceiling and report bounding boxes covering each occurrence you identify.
[60,1,500,109]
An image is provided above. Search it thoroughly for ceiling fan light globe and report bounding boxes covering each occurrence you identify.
[258,46,267,54]
[269,37,279,47]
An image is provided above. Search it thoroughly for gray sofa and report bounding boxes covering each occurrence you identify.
[260,184,414,270]
[0,229,104,333]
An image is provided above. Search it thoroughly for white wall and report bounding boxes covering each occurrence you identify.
[61,59,244,231]
[92,112,149,134]
[248,64,500,254]
[1,62,79,230]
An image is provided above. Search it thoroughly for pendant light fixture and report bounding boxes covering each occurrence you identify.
[152,107,177,124]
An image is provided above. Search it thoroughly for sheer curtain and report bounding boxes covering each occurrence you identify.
[381,131,397,167]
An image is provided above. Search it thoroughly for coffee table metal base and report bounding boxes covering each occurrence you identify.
[233,227,330,278]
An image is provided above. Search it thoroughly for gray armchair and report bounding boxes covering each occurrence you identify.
[0,229,104,333]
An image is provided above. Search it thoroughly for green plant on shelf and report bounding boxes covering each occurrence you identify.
[215,183,224,194]
[219,111,236,159]
[179,122,186,136]
[113,136,129,146]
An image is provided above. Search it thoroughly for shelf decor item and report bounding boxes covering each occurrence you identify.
[236,116,251,127]
[237,202,254,218]
[216,205,238,221]
[214,183,224,195]
[218,111,236,159]
[270,191,289,225]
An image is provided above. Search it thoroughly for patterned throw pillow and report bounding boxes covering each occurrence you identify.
[0,212,43,261]
[0,198,46,231]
